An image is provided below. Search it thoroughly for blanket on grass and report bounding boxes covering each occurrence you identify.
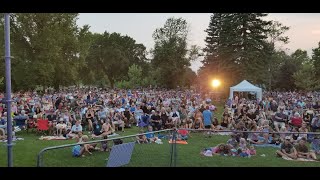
[282,156,318,162]
[168,140,188,144]
[0,137,24,142]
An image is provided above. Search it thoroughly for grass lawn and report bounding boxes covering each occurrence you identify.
[1,101,320,167]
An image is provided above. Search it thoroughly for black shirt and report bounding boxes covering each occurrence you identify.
[151,115,161,123]
[124,110,131,120]
[281,143,294,153]
[141,106,148,114]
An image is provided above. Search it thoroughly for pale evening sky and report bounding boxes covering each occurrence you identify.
[77,13,320,72]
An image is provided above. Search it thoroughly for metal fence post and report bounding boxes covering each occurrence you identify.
[170,129,177,167]
[4,13,13,167]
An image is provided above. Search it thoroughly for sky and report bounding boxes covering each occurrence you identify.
[77,13,320,72]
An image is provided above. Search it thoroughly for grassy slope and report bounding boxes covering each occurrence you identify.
[0,102,319,167]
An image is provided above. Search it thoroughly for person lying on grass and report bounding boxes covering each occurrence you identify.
[72,135,98,157]
[200,143,232,156]
[276,136,298,159]
[295,137,317,160]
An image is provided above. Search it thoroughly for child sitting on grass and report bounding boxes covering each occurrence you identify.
[227,134,239,149]
[145,126,158,143]
[136,130,148,144]
[177,123,191,140]
[100,134,109,152]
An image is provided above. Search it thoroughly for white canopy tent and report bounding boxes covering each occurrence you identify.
[229,80,262,100]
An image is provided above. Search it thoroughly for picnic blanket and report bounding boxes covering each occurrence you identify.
[0,137,24,143]
[282,156,318,162]
[168,140,188,144]
[252,144,281,148]
[39,136,67,140]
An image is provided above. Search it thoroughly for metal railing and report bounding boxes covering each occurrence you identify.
[177,128,320,135]
[37,129,174,167]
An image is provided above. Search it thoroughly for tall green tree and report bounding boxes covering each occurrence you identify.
[85,32,147,88]
[201,13,292,91]
[275,49,310,90]
[127,64,143,88]
[293,61,319,91]
[151,17,191,88]
[312,42,320,77]
[201,13,273,90]
[7,13,90,90]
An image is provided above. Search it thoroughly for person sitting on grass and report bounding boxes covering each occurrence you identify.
[68,120,83,139]
[136,130,148,144]
[276,136,298,159]
[311,136,320,155]
[145,126,158,143]
[100,134,110,152]
[249,145,256,156]
[92,119,114,139]
[227,134,239,149]
[0,128,6,140]
[56,118,67,137]
[177,123,190,140]
[295,137,317,160]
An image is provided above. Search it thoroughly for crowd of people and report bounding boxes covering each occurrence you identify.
[0,88,319,160]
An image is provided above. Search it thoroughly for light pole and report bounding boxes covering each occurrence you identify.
[4,13,13,167]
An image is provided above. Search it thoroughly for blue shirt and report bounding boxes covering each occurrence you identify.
[203,110,212,126]
[130,107,136,113]
[98,111,107,119]
[145,132,155,139]
[71,124,82,132]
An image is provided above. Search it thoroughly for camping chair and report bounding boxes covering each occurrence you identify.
[37,119,49,135]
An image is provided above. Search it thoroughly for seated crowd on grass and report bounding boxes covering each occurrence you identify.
[0,89,319,160]
[201,91,320,159]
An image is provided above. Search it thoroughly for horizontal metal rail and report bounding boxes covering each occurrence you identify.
[37,129,173,167]
[178,128,320,135]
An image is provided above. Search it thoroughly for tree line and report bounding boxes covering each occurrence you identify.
[200,13,320,92]
[0,13,319,92]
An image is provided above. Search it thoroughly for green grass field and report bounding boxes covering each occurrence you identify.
[0,102,320,167]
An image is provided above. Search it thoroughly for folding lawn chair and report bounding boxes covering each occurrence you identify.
[37,119,49,135]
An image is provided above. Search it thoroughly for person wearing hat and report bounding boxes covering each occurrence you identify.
[295,137,317,160]
[276,136,297,159]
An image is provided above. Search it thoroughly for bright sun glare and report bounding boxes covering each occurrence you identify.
[211,79,221,88]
